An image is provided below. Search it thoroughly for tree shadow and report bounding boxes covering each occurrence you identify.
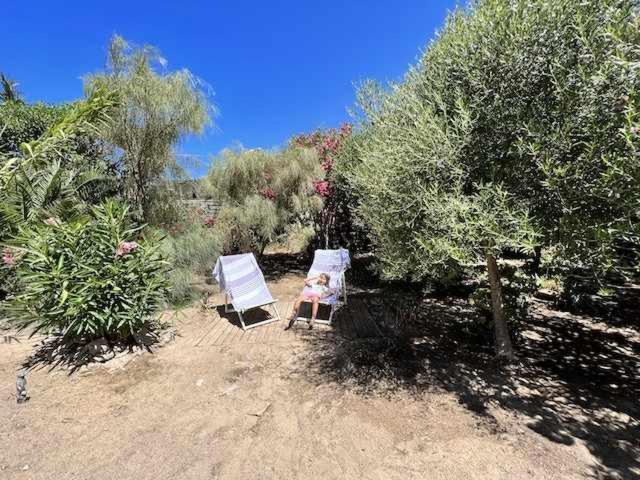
[301,288,640,479]
[259,252,309,282]
[21,329,163,375]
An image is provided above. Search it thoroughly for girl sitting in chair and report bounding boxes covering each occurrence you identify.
[285,273,332,330]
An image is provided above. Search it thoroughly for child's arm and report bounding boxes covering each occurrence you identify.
[320,287,335,299]
[304,276,319,287]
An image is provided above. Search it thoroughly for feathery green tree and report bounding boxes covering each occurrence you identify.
[84,35,214,221]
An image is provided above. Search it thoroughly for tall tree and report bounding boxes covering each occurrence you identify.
[0,73,22,104]
[84,35,214,220]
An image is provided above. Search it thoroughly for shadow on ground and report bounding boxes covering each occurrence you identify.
[259,252,308,282]
[20,329,163,375]
[301,288,640,480]
[215,304,281,329]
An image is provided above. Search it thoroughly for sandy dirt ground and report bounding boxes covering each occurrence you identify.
[0,271,637,480]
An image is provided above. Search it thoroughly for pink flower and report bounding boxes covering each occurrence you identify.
[44,217,61,226]
[631,126,640,136]
[260,187,277,201]
[2,248,15,267]
[115,241,139,258]
[203,216,216,228]
[321,156,334,172]
[313,180,331,198]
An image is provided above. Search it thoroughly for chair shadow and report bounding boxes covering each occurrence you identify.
[215,304,278,329]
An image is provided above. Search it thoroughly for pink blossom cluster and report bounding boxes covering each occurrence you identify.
[339,123,352,136]
[293,123,353,174]
[44,217,61,226]
[115,241,139,258]
[260,187,277,201]
[2,248,15,267]
[203,216,216,228]
[313,180,331,198]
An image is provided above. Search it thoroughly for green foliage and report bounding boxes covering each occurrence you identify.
[357,0,639,281]
[165,224,223,276]
[161,224,224,304]
[0,87,118,241]
[3,201,169,341]
[347,0,640,279]
[469,264,537,340]
[206,145,322,254]
[85,35,214,220]
[0,102,69,153]
[0,73,22,104]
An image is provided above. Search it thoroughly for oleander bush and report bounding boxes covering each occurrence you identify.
[3,201,169,342]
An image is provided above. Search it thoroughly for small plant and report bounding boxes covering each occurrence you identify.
[161,224,224,304]
[3,201,169,343]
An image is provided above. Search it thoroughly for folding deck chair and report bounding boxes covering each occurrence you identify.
[293,248,350,326]
[212,253,281,330]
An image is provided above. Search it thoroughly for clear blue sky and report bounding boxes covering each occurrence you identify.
[2,0,459,177]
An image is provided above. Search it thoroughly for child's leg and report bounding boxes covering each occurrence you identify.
[309,297,320,329]
[285,295,305,329]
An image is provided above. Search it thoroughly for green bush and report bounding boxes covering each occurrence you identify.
[3,201,169,342]
[0,102,70,153]
[205,145,322,255]
[161,224,223,304]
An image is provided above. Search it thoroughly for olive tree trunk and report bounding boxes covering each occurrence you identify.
[486,253,515,361]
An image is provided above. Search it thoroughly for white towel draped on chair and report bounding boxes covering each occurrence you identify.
[297,248,350,325]
[213,253,280,330]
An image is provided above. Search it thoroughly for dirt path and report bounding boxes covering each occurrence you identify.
[0,274,626,479]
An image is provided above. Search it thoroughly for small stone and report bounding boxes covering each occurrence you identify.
[196,378,204,387]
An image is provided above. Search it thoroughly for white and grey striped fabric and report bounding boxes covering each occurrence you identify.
[304,248,351,305]
[212,253,275,312]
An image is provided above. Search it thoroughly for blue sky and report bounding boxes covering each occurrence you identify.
[2,0,458,177]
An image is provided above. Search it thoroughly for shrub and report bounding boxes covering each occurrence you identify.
[292,124,370,252]
[206,145,322,255]
[161,224,224,304]
[163,224,223,276]
[3,201,169,342]
[0,102,70,154]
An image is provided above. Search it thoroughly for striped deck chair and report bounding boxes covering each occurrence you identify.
[294,248,351,325]
[212,253,281,330]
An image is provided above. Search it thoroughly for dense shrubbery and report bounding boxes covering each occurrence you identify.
[0,36,212,342]
[0,102,70,153]
[205,144,322,255]
[292,125,370,253]
[3,202,169,342]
